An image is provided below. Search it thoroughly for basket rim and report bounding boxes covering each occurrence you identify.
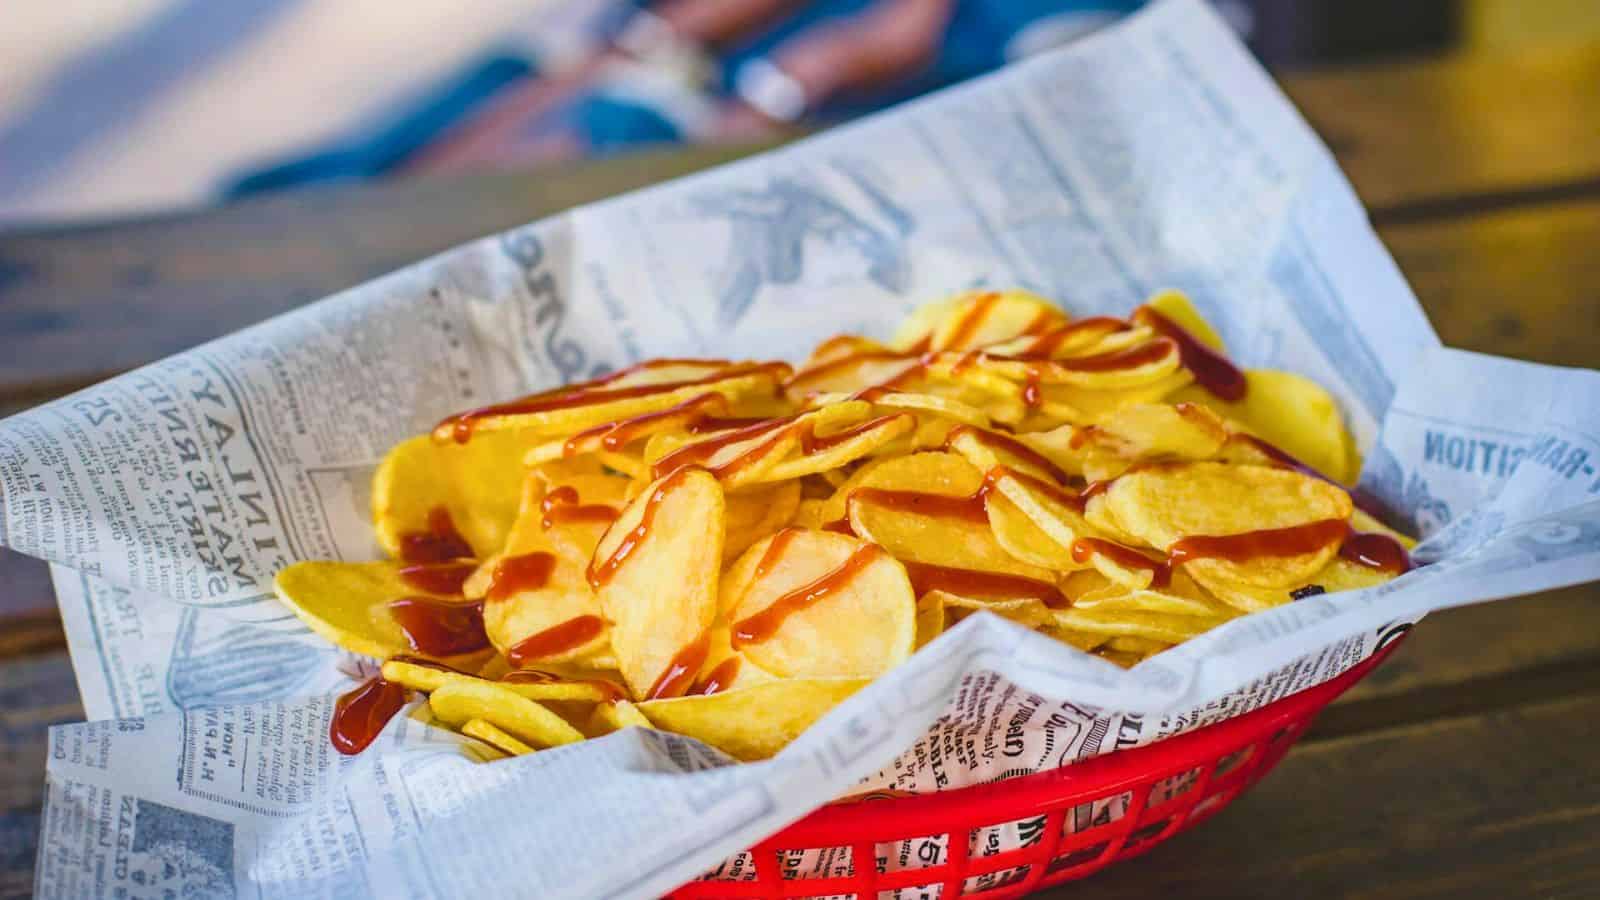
[769,641,1399,845]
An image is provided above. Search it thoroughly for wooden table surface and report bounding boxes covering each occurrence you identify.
[2,43,1599,900]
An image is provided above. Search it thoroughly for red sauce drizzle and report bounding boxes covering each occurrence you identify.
[944,426,1071,485]
[500,669,626,701]
[1020,316,1133,359]
[689,416,773,433]
[1133,307,1247,402]
[950,350,984,374]
[387,596,489,656]
[485,551,558,603]
[396,561,476,595]
[398,507,474,563]
[785,351,916,393]
[1071,538,1173,589]
[652,416,797,479]
[1338,530,1412,574]
[943,292,1001,349]
[695,658,742,696]
[564,392,727,454]
[587,467,693,588]
[647,632,711,700]
[507,615,607,667]
[1052,338,1175,372]
[540,486,619,529]
[900,560,1068,608]
[438,361,788,443]
[755,528,802,577]
[1233,434,1390,520]
[820,516,856,535]
[848,487,990,525]
[1167,519,1350,567]
[800,415,907,455]
[330,676,408,755]
[386,655,471,674]
[986,466,1086,514]
[733,545,886,645]
[1021,309,1065,337]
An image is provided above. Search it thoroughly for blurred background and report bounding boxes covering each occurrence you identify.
[4,0,1599,224]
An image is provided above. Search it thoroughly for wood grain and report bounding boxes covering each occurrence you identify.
[1284,41,1600,212]
[1041,691,1600,899]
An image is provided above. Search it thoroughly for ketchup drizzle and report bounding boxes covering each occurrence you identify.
[695,658,742,696]
[330,677,408,755]
[1132,306,1247,402]
[386,596,489,656]
[396,560,476,595]
[398,507,474,563]
[507,615,606,667]
[485,551,557,603]
[733,545,886,645]
[901,560,1069,608]
[587,467,693,588]
[647,632,711,700]
[540,486,619,529]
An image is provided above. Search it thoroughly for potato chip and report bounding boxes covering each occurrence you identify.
[1048,606,1229,644]
[588,699,654,736]
[933,591,1055,628]
[372,432,527,562]
[1077,403,1228,472]
[923,290,1065,351]
[1103,461,1353,587]
[723,480,803,562]
[291,285,1416,762]
[427,679,585,748]
[433,361,790,443]
[592,468,725,699]
[915,592,946,648]
[725,529,915,678]
[462,718,536,756]
[275,560,491,664]
[638,678,867,761]
[1183,369,1355,484]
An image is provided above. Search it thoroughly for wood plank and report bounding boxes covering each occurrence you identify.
[0,653,84,899]
[1043,690,1600,899]
[1284,41,1600,212]
[1378,198,1600,370]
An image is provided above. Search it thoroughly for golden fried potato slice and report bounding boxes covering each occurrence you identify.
[1069,569,1231,618]
[588,699,654,736]
[759,413,916,483]
[986,469,1096,570]
[462,718,536,756]
[811,451,978,526]
[1040,626,1108,653]
[1047,606,1229,644]
[985,486,1078,571]
[427,679,584,748]
[945,425,1073,487]
[933,591,1055,628]
[1079,403,1228,472]
[976,338,1182,391]
[723,480,803,562]
[1182,369,1356,485]
[638,678,868,761]
[432,362,788,443]
[275,560,490,665]
[1192,554,1397,612]
[846,466,1055,581]
[1105,462,1353,587]
[915,592,946,648]
[372,431,527,561]
[652,403,873,491]
[1031,370,1195,425]
[784,352,924,399]
[923,290,1065,351]
[592,468,725,699]
[724,530,915,678]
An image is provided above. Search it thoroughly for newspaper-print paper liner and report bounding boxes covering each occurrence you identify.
[8,2,1599,897]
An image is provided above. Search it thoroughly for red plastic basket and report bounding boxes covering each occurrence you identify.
[670,642,1398,899]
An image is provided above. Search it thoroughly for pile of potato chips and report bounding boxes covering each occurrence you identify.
[277,289,1413,762]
